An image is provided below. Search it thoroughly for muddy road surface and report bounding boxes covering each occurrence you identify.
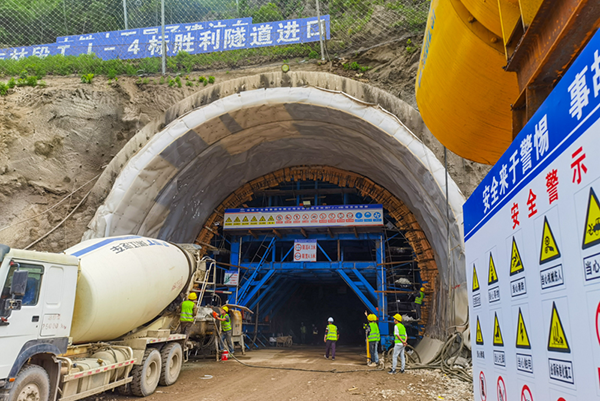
[89,346,472,401]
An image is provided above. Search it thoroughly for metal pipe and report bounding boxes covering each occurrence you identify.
[315,0,325,61]
[123,0,128,30]
[160,0,166,75]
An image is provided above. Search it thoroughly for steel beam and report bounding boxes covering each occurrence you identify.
[336,269,377,313]
[248,276,281,311]
[351,268,377,302]
[239,269,276,306]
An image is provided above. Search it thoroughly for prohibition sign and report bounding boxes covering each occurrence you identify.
[521,385,533,401]
[497,376,507,401]
[596,301,600,346]
[479,371,487,401]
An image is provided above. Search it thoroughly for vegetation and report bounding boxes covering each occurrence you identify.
[342,61,370,72]
[80,73,94,84]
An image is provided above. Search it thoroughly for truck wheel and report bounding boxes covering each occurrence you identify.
[8,365,50,401]
[159,343,183,386]
[131,348,162,397]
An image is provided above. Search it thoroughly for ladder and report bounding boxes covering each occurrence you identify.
[195,257,216,310]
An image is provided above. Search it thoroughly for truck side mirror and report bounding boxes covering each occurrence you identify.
[10,270,28,297]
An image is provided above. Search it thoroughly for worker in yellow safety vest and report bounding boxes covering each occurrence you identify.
[414,287,425,320]
[389,313,407,374]
[215,305,234,353]
[365,313,381,367]
[324,317,339,360]
[179,293,198,339]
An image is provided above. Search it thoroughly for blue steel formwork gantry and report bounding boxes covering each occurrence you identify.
[226,232,396,348]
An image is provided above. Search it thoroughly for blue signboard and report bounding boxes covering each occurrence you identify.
[464,29,600,241]
[0,16,330,62]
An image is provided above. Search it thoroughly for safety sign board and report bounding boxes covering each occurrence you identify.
[293,239,317,262]
[464,29,600,399]
[224,204,384,230]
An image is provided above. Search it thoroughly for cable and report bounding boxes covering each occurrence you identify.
[0,173,100,234]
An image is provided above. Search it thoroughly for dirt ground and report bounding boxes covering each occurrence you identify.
[91,346,473,401]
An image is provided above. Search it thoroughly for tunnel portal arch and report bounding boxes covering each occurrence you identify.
[85,72,467,336]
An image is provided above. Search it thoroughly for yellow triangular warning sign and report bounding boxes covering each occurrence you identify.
[225,217,232,225]
[547,302,570,353]
[472,264,480,292]
[493,312,503,347]
[234,217,240,222]
[540,217,561,264]
[259,216,266,224]
[251,216,257,222]
[268,216,274,221]
[488,253,498,284]
[582,187,600,249]
[243,216,248,222]
[476,317,484,345]
[510,238,524,275]
[515,308,530,349]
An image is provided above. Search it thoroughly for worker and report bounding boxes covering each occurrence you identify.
[389,313,407,374]
[312,324,319,345]
[300,322,307,344]
[215,305,234,354]
[414,287,425,320]
[324,317,339,360]
[179,293,198,339]
[365,312,380,367]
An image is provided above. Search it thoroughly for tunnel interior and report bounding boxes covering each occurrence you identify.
[206,176,425,347]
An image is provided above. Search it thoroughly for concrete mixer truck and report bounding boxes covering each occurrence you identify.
[0,235,211,401]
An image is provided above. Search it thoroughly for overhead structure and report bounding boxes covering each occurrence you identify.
[85,72,467,337]
[416,0,600,164]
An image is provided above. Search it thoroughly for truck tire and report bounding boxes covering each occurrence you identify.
[131,348,162,397]
[8,365,50,401]
[159,343,183,386]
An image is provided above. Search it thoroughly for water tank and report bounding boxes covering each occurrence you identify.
[64,236,193,343]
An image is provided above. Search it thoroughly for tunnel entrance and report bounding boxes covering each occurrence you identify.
[203,167,430,348]
[86,76,468,338]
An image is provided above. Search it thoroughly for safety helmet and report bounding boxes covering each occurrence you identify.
[393,313,402,322]
[368,314,377,321]
[222,306,229,312]
[328,317,334,322]
[188,292,197,300]
[420,287,425,291]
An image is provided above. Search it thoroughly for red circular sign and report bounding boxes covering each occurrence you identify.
[595,301,600,346]
[294,252,301,260]
[346,212,354,218]
[293,214,300,220]
[479,371,487,401]
[302,214,309,220]
[497,376,506,401]
[311,213,318,219]
[337,213,345,219]
[521,384,533,401]
[328,213,335,219]
[319,213,326,219]
[276,215,283,221]
[557,398,566,401]
[285,214,292,220]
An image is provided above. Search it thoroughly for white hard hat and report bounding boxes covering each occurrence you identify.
[328,317,334,322]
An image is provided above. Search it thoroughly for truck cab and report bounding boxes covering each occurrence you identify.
[0,245,79,401]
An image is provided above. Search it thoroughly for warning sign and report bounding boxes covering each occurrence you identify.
[488,253,498,284]
[493,313,504,347]
[510,238,524,275]
[225,217,233,226]
[516,308,531,349]
[473,264,480,291]
[547,302,570,353]
[464,29,600,399]
[582,187,600,249]
[242,216,249,225]
[476,317,484,345]
[540,217,561,264]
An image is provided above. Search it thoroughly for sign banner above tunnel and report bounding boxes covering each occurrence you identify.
[223,204,383,230]
[463,29,600,400]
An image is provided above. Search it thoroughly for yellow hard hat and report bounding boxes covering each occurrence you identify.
[368,314,377,321]
[188,292,197,300]
[222,306,229,312]
[420,287,425,291]
[393,313,402,322]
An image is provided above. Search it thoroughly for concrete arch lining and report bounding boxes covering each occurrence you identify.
[84,75,466,314]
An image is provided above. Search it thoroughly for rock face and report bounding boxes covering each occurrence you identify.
[0,52,489,252]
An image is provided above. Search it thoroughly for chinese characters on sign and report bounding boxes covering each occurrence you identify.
[0,16,330,62]
[293,240,317,262]
[465,29,600,401]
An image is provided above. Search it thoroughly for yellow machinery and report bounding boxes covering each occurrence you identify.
[416,0,600,165]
